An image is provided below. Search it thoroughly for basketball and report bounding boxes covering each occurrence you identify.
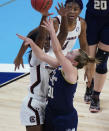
[31,0,53,13]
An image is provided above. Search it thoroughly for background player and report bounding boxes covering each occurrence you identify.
[84,0,109,113]
[52,0,88,55]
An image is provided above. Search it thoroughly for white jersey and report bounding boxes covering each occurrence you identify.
[29,52,48,101]
[20,51,49,126]
[48,15,81,57]
[21,16,81,126]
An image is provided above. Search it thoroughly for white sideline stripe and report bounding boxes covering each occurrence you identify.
[0,64,29,73]
[0,72,30,88]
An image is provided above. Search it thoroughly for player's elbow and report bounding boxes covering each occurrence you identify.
[39,54,45,62]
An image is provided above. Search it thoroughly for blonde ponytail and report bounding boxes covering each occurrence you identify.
[75,49,99,69]
[88,56,100,64]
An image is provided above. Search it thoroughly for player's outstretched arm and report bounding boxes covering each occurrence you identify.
[35,12,53,49]
[16,34,59,68]
[55,2,68,47]
[42,18,76,80]
[14,41,28,71]
[14,13,49,71]
[79,18,88,52]
[78,18,93,85]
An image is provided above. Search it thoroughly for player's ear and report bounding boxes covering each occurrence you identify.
[77,9,82,16]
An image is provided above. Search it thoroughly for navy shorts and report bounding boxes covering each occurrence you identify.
[85,11,109,45]
[44,108,78,131]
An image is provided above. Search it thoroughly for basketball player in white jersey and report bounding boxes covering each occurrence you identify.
[14,14,50,131]
[52,0,88,55]
[14,1,88,131]
[14,8,68,131]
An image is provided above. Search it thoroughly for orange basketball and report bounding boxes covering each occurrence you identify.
[31,0,53,13]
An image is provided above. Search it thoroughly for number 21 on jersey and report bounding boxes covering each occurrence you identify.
[94,0,107,10]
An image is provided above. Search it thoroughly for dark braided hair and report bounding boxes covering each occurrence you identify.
[65,0,83,10]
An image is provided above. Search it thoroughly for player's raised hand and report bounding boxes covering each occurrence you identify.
[14,56,24,71]
[55,2,68,16]
[41,17,55,33]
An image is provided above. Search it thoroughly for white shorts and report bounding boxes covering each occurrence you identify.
[20,96,46,126]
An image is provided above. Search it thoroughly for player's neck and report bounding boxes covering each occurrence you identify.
[68,20,77,31]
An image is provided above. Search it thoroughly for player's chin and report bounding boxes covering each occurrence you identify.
[68,16,75,21]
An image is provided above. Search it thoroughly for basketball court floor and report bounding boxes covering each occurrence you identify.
[0,64,29,87]
[1,0,109,130]
[0,62,109,131]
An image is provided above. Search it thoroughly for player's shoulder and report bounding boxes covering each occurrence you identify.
[79,17,87,28]
[79,17,86,24]
[27,27,39,37]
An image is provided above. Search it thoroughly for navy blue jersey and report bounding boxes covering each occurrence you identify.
[87,0,109,16]
[47,66,77,114]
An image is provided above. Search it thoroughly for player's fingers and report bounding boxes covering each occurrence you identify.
[41,25,50,32]
[14,66,16,71]
[61,3,64,8]
[48,13,54,16]
[49,17,53,24]
[16,34,26,40]
[58,2,61,8]
[41,24,47,30]
[55,6,59,13]
[42,20,49,27]
[24,41,31,46]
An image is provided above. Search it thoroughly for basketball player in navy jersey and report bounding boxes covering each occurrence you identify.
[16,17,97,131]
[84,0,109,113]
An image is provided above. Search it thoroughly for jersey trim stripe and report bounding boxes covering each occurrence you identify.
[30,65,41,94]
[28,97,40,125]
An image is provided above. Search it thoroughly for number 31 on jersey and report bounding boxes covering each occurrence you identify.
[94,0,107,10]
[48,85,54,99]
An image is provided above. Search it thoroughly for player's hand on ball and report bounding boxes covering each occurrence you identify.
[42,11,54,17]
[31,0,53,14]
